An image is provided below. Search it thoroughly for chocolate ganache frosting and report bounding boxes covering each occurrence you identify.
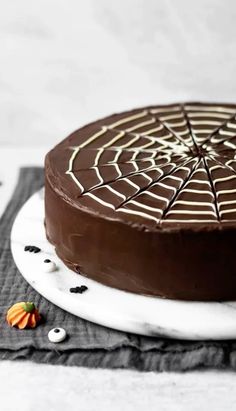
[45,103,236,301]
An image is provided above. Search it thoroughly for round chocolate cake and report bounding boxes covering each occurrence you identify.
[45,103,236,301]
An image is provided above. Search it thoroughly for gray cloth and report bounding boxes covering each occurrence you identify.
[0,167,236,371]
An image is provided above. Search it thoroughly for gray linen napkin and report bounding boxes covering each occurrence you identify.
[0,167,235,371]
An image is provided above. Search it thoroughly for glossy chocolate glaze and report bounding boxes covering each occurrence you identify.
[45,103,236,300]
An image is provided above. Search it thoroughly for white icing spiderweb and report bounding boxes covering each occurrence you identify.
[66,104,236,226]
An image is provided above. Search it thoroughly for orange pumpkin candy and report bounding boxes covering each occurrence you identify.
[6,302,41,329]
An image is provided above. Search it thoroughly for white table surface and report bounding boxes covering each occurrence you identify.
[1,149,236,411]
[2,0,236,408]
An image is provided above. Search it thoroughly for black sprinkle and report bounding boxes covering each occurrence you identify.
[24,245,41,253]
[44,259,51,263]
[70,285,88,294]
[54,329,60,333]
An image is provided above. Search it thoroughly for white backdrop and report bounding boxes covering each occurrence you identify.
[1,0,236,146]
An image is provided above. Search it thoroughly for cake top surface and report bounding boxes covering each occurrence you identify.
[46,102,236,231]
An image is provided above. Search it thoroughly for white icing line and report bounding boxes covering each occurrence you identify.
[94,166,105,186]
[143,132,173,141]
[156,182,177,192]
[108,110,148,128]
[174,200,215,209]
[219,129,236,137]
[118,135,140,149]
[208,165,222,171]
[227,122,236,129]
[113,149,123,163]
[66,147,85,192]
[185,105,236,113]
[104,185,126,200]
[192,167,206,173]
[67,171,85,192]
[217,188,236,195]
[182,188,214,195]
[220,209,236,216]
[117,207,160,223]
[138,172,153,183]
[128,200,163,213]
[159,113,184,121]
[214,175,236,184]
[166,175,183,182]
[83,192,115,209]
[176,129,190,135]
[226,159,236,166]
[139,125,164,135]
[126,118,156,132]
[150,106,180,113]
[122,178,140,190]
[192,129,215,134]
[93,148,105,167]
[135,138,159,150]
[67,147,79,172]
[79,127,107,148]
[163,219,217,223]
[190,120,222,126]
[224,141,236,149]
[166,210,217,216]
[165,120,187,127]
[142,191,169,202]
[185,179,211,185]
[113,163,122,178]
[188,112,231,119]
[219,200,236,206]
[102,131,126,148]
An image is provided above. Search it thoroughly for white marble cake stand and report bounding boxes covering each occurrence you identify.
[10,189,236,340]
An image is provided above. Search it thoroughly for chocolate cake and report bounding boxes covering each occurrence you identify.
[45,103,236,301]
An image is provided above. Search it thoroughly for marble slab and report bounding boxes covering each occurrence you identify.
[10,189,236,340]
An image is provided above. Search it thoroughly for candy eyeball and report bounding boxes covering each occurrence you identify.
[48,327,67,343]
[42,259,57,273]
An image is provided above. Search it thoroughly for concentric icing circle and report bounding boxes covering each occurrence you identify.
[64,103,236,228]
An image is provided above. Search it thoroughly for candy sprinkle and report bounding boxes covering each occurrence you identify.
[24,245,41,253]
[42,259,57,273]
[48,327,67,343]
[70,285,88,294]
